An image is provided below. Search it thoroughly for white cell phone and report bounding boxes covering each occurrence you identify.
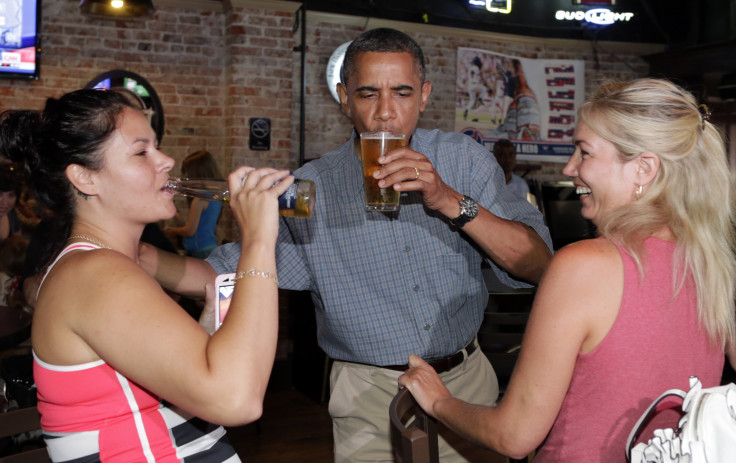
[214,273,236,331]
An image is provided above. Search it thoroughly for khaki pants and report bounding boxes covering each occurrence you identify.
[328,348,499,462]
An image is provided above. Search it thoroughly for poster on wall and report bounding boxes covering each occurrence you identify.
[455,47,585,162]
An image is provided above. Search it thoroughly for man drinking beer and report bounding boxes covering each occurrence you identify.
[141,28,552,463]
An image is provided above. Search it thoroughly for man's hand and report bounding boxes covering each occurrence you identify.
[373,147,462,218]
[373,146,551,284]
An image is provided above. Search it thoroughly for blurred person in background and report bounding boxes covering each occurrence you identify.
[0,165,21,246]
[492,139,530,201]
[165,149,223,258]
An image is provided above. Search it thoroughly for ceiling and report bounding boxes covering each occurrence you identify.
[280,0,734,45]
[275,0,736,101]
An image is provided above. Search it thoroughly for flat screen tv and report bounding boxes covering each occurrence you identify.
[0,0,41,80]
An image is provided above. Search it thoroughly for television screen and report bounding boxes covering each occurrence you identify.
[0,0,41,80]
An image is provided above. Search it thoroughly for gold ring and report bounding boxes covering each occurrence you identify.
[413,167,420,180]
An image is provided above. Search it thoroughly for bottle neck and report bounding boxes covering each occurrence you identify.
[166,178,230,201]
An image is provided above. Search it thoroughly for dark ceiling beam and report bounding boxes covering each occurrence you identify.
[644,40,736,78]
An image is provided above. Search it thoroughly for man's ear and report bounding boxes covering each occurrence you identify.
[636,151,660,186]
[419,81,432,112]
[337,83,351,118]
[65,164,98,198]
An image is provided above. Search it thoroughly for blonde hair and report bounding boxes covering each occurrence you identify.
[581,78,736,349]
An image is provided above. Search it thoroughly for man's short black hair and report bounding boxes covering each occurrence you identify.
[340,28,426,85]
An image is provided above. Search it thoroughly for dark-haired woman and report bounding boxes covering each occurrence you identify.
[0,167,20,246]
[2,89,292,462]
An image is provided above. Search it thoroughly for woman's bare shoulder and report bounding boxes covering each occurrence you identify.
[41,249,156,303]
[543,237,621,283]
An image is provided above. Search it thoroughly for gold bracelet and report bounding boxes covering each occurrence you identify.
[234,268,279,286]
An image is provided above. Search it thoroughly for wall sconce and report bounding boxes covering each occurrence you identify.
[79,0,155,18]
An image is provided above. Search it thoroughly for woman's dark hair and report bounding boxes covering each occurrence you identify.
[341,28,426,85]
[0,89,134,267]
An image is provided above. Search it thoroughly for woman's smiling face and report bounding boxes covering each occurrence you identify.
[562,121,639,225]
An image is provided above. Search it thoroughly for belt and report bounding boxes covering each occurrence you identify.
[382,338,478,374]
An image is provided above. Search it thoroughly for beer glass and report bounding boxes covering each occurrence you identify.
[359,131,406,212]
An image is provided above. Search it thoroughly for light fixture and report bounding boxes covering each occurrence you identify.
[79,0,155,18]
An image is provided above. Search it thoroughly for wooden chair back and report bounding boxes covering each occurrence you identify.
[389,387,439,463]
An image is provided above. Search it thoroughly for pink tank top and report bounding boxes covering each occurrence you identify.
[534,237,724,462]
[33,243,239,462]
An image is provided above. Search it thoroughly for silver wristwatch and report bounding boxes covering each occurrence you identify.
[449,195,479,228]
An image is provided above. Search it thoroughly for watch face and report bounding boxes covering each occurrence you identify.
[325,41,352,104]
[461,197,479,217]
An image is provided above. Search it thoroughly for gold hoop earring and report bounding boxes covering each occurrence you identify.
[635,184,643,200]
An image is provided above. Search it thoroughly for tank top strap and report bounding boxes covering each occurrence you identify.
[37,242,103,299]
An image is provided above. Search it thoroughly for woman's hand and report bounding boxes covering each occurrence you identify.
[397,355,453,418]
[227,166,294,247]
[198,282,217,335]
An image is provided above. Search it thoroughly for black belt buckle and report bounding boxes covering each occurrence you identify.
[426,339,477,374]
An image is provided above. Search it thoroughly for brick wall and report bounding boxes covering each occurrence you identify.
[295,16,654,187]
[0,0,658,242]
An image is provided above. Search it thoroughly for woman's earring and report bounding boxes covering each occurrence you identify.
[635,184,643,200]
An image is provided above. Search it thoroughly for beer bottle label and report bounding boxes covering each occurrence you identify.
[279,182,299,211]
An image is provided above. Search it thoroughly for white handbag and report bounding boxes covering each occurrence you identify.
[626,377,736,462]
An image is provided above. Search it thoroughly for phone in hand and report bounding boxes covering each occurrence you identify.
[214,273,236,331]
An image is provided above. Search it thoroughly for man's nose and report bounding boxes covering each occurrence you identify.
[375,95,395,120]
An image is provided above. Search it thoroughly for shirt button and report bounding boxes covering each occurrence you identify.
[403,245,411,252]
[423,323,430,331]
[412,285,420,292]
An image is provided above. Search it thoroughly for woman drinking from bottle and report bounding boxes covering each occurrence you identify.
[1,88,292,462]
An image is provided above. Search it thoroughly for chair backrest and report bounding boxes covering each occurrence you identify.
[0,406,49,463]
[389,388,439,463]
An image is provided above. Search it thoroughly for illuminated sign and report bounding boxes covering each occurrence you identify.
[555,8,634,25]
[468,0,512,14]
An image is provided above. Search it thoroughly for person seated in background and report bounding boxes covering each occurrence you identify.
[492,138,530,200]
[14,179,50,235]
[398,78,736,462]
[165,149,223,258]
[2,88,292,462]
[0,166,21,246]
[0,233,29,310]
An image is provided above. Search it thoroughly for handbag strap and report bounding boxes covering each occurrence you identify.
[625,388,686,461]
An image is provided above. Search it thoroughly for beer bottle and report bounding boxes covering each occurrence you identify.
[165,177,315,218]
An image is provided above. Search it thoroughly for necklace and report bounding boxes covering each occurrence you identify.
[67,234,112,250]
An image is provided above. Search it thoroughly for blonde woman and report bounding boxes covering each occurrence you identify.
[399,78,736,462]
